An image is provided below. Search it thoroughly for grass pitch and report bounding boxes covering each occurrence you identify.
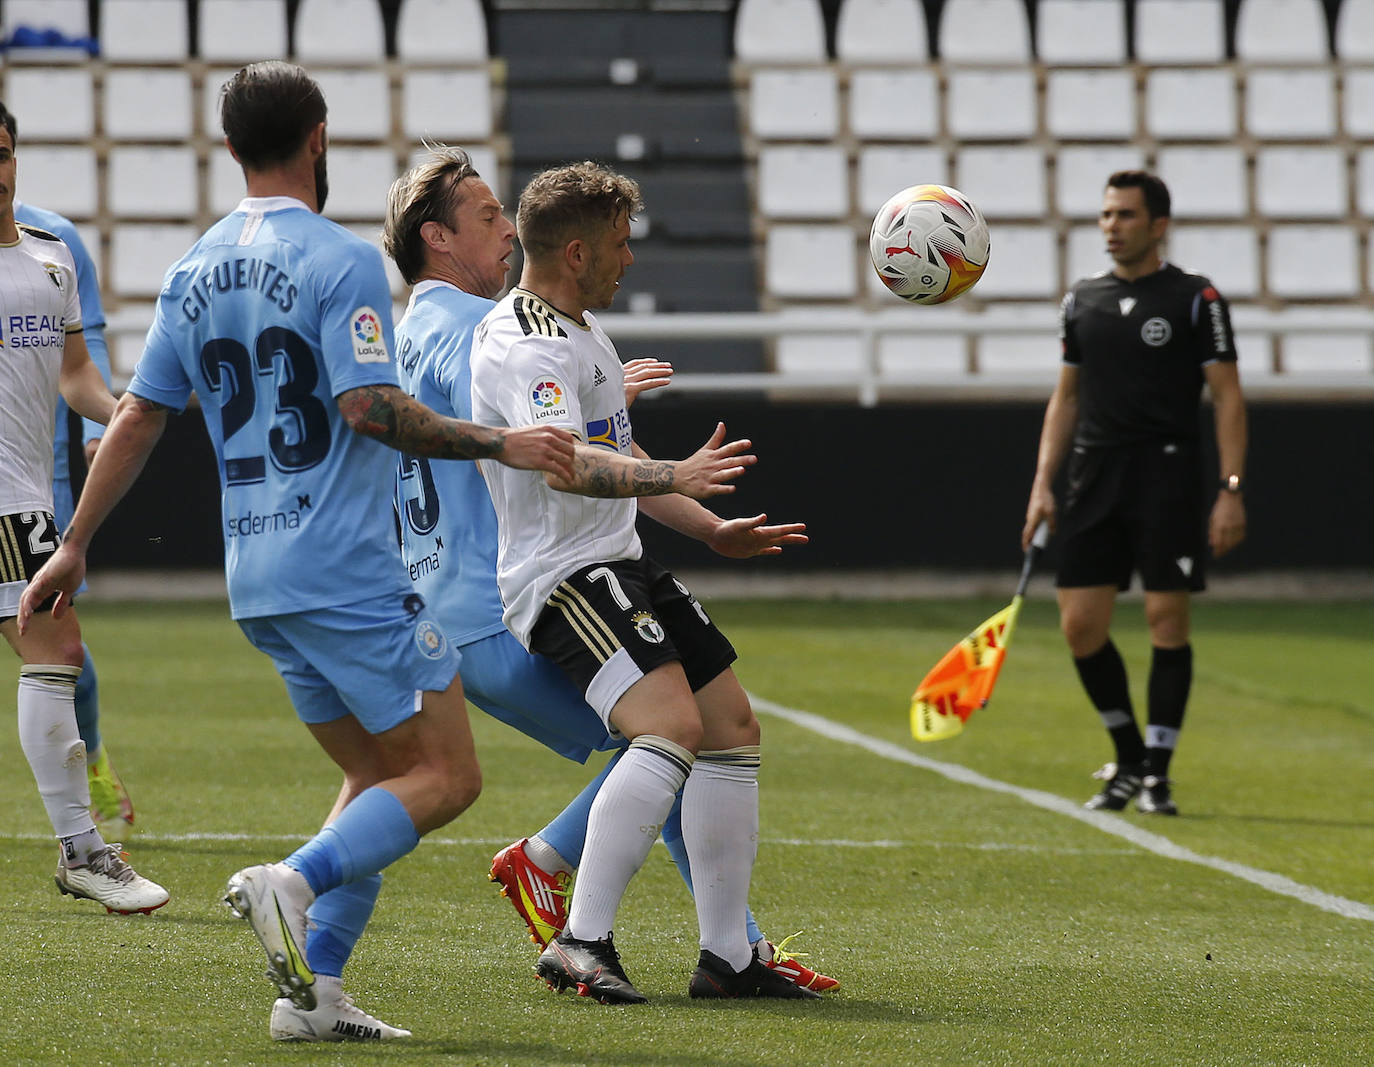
[0,596,1370,1066]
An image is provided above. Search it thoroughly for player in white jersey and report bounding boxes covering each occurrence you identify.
[0,100,168,915]
[380,147,834,992]
[471,161,818,1003]
[18,65,574,1041]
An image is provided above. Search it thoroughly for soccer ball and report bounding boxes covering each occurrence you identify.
[868,185,991,305]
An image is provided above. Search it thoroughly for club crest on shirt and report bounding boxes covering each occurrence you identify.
[43,263,65,292]
[1141,317,1172,347]
[529,378,570,422]
[414,619,448,659]
[631,610,665,645]
[351,306,389,363]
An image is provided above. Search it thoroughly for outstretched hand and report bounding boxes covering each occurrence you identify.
[16,543,86,634]
[623,358,673,407]
[674,422,757,499]
[497,425,577,481]
[707,514,808,559]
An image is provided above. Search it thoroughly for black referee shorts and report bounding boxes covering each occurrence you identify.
[529,556,738,719]
[1056,442,1207,593]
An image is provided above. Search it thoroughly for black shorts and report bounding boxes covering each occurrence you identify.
[1056,442,1206,593]
[530,556,738,719]
[0,510,62,621]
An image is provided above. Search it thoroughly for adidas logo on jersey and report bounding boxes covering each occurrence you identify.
[593,364,608,386]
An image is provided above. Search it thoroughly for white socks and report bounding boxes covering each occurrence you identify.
[564,736,692,942]
[683,747,761,972]
[18,665,99,856]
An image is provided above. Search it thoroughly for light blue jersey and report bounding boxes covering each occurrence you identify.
[13,202,112,482]
[129,197,411,619]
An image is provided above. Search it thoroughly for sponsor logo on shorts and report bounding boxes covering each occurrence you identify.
[351,307,389,363]
[631,610,665,644]
[415,619,448,659]
[1141,317,1172,347]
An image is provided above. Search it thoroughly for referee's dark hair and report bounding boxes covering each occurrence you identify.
[0,101,16,146]
[1107,170,1171,220]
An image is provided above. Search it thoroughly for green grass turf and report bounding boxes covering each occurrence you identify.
[0,598,1370,1066]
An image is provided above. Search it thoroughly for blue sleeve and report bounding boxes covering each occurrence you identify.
[127,300,193,413]
[313,238,400,397]
[78,329,114,444]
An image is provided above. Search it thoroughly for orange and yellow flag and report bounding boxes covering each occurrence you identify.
[909,597,1024,742]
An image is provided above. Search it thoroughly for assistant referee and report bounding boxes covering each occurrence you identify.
[1022,170,1248,817]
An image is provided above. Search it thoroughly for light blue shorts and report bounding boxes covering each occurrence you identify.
[458,629,621,764]
[239,592,461,735]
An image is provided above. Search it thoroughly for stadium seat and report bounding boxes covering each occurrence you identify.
[954,146,1046,218]
[773,335,863,378]
[1036,0,1126,65]
[616,244,758,312]
[847,70,938,140]
[856,145,949,215]
[733,0,826,61]
[417,144,501,199]
[13,146,98,219]
[749,68,839,139]
[1335,0,1374,60]
[311,69,391,140]
[765,225,858,299]
[322,146,398,219]
[202,69,241,137]
[1234,0,1329,62]
[198,0,289,62]
[1154,146,1248,218]
[4,67,95,139]
[1054,144,1147,217]
[1281,333,1372,377]
[977,312,1060,382]
[1133,0,1225,64]
[111,223,197,296]
[834,0,928,63]
[1065,223,1108,282]
[402,69,494,141]
[757,145,849,219]
[396,0,488,61]
[294,0,386,63]
[1254,148,1347,220]
[1341,69,1374,139]
[619,167,752,240]
[103,69,194,140]
[1044,70,1136,140]
[937,0,1031,62]
[208,148,245,216]
[1356,148,1374,216]
[973,226,1058,298]
[1244,68,1336,139]
[98,0,189,60]
[107,147,198,219]
[945,69,1037,140]
[878,334,969,381]
[1266,226,1358,297]
[1144,69,1237,140]
[3,0,90,60]
[508,89,743,163]
[1167,225,1260,298]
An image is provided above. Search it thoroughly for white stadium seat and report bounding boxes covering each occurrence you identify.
[945,69,1037,140]
[954,146,1046,218]
[835,0,928,63]
[938,0,1031,63]
[1235,0,1328,62]
[294,0,386,63]
[973,226,1058,298]
[99,0,189,61]
[758,146,849,219]
[1244,68,1336,140]
[209,148,246,217]
[320,146,397,220]
[310,69,391,140]
[4,0,89,60]
[4,68,94,139]
[1154,146,1248,219]
[14,147,98,219]
[878,332,969,380]
[774,335,863,377]
[749,69,839,139]
[402,70,494,141]
[976,333,1060,385]
[1054,145,1147,218]
[396,0,488,62]
[1341,70,1374,139]
[107,147,198,219]
[848,70,938,140]
[856,146,948,215]
[1266,226,1359,297]
[734,0,827,61]
[1045,70,1136,140]
[1254,148,1347,220]
[1336,0,1374,60]
[1065,223,1109,283]
[1134,0,1226,64]
[765,225,858,299]
[1037,0,1127,65]
[111,224,197,297]
[1167,226,1260,299]
[103,69,195,140]
[1281,334,1372,377]
[1145,69,1237,140]
[1356,148,1374,216]
[198,0,289,62]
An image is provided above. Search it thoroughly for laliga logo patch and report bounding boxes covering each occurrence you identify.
[631,610,665,645]
[530,378,569,421]
[415,619,447,660]
[1141,317,1172,347]
[351,306,389,363]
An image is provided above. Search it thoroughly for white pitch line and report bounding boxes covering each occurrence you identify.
[750,692,1374,923]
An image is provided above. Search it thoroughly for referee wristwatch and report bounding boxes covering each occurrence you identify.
[1219,474,1244,494]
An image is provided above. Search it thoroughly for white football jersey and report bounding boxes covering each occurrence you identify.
[0,225,82,515]
[471,287,641,646]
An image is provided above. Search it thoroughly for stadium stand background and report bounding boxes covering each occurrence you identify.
[2,0,1370,574]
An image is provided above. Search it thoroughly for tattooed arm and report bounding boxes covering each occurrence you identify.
[547,421,757,501]
[338,384,574,477]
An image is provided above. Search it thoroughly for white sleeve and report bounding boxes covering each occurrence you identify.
[491,335,586,439]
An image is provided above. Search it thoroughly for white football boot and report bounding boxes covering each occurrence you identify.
[269,976,412,1042]
[224,863,317,1009]
[55,844,169,915]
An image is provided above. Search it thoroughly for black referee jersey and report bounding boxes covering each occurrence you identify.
[1060,262,1237,449]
